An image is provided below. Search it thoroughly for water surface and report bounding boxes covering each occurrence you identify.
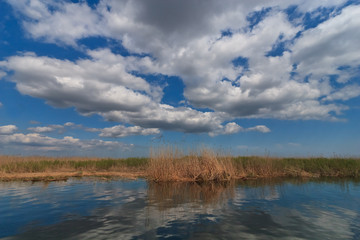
[1,178,359,239]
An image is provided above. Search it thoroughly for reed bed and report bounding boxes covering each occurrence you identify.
[233,156,360,178]
[147,149,360,181]
[1,151,359,181]
[0,155,147,173]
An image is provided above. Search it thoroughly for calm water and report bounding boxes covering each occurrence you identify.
[0,178,359,239]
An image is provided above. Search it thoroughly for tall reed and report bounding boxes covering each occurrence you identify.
[147,147,235,182]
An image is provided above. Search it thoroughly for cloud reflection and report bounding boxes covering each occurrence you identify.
[1,179,359,239]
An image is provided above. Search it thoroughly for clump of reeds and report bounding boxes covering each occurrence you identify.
[147,147,235,182]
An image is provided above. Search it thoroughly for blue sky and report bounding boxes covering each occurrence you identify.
[0,0,359,157]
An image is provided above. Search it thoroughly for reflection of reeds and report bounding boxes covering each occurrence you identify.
[147,181,235,210]
[147,147,235,182]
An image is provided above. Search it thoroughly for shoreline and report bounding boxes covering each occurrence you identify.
[0,171,356,182]
[0,171,147,182]
[1,153,359,182]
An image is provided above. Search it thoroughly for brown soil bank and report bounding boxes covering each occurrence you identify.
[0,151,359,182]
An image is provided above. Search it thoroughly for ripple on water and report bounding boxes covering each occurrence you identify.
[0,178,359,239]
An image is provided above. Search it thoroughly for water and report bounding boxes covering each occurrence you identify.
[0,178,359,239]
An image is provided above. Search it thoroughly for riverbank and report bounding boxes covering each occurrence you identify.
[0,152,359,181]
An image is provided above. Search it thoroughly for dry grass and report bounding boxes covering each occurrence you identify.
[1,150,359,182]
[147,147,235,182]
[147,148,360,181]
[0,155,147,181]
[233,156,360,178]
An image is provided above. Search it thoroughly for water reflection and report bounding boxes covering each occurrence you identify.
[0,178,359,239]
[147,181,234,208]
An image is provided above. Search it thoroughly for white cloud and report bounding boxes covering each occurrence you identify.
[99,125,160,138]
[292,5,360,82]
[0,132,132,152]
[246,125,271,133]
[2,0,360,135]
[64,122,75,127]
[10,0,102,46]
[324,85,360,101]
[27,124,66,133]
[3,51,157,112]
[6,0,348,48]
[27,121,162,138]
[224,122,243,135]
[128,10,348,121]
[84,127,100,133]
[210,123,271,136]
[26,122,91,134]
[27,126,54,133]
[0,125,18,135]
[3,51,230,133]
[102,104,227,133]
[0,102,3,107]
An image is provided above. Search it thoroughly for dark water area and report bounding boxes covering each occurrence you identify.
[0,178,359,240]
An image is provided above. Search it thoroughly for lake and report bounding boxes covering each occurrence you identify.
[0,178,359,239]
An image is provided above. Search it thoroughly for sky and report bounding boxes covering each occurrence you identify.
[0,0,359,158]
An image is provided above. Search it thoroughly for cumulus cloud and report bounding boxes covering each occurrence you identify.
[99,125,160,138]
[84,127,100,133]
[25,121,163,139]
[3,51,157,112]
[5,0,348,48]
[0,132,132,152]
[27,122,161,138]
[2,51,231,134]
[6,0,101,46]
[246,125,271,133]
[27,123,76,133]
[210,123,270,136]
[0,122,134,154]
[0,125,18,135]
[292,5,360,82]
[26,122,92,134]
[64,122,75,127]
[223,122,243,135]
[2,0,360,135]
[323,85,360,101]
[27,126,57,133]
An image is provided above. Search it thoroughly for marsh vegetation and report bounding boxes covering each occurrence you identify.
[0,149,359,181]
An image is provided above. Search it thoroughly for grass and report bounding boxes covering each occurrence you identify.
[233,156,360,178]
[0,150,359,181]
[0,156,147,173]
[147,147,235,182]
